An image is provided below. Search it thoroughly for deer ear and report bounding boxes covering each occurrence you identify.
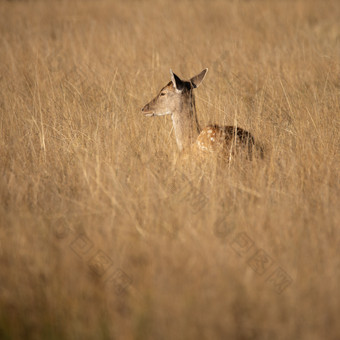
[170,69,184,91]
[190,68,208,88]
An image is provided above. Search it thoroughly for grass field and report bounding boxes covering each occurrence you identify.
[0,0,339,339]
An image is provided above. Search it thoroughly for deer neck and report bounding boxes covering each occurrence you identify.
[171,92,201,151]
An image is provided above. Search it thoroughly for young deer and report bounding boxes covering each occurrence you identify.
[142,69,257,158]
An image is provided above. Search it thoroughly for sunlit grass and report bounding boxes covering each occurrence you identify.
[0,0,339,339]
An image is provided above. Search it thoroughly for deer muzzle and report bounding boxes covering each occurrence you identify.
[141,103,154,117]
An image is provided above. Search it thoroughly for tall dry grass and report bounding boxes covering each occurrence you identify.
[0,0,339,339]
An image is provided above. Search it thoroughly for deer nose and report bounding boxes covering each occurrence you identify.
[142,103,154,116]
[141,103,149,112]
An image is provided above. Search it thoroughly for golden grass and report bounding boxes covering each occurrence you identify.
[0,0,339,339]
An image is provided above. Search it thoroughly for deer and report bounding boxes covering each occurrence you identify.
[141,69,259,160]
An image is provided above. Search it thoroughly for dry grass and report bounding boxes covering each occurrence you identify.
[0,0,339,339]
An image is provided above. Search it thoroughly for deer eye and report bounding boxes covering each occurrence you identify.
[160,92,166,96]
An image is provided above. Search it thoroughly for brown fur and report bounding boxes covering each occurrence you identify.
[142,69,259,159]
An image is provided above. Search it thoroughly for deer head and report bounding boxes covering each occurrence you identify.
[141,69,208,117]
